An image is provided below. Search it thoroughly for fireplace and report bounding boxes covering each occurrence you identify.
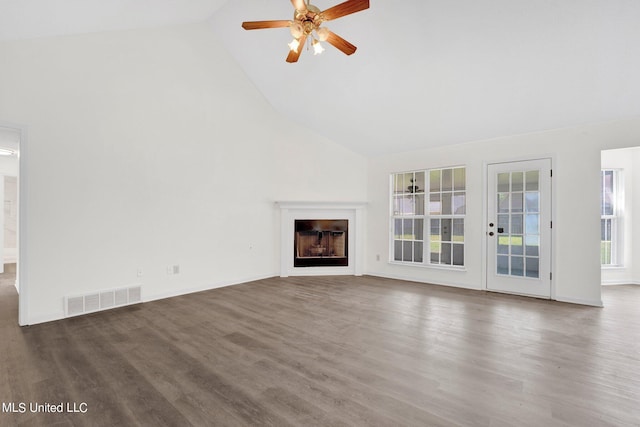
[294,219,348,267]
[277,201,365,277]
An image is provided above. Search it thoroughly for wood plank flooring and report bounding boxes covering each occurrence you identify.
[1,275,639,426]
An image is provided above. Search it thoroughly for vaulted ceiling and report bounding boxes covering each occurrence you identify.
[2,0,640,156]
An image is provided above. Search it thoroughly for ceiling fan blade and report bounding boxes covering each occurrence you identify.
[242,20,291,30]
[286,34,307,63]
[322,0,369,21]
[291,0,307,11]
[325,31,357,55]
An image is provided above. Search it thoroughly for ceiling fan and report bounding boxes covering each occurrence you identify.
[241,0,370,63]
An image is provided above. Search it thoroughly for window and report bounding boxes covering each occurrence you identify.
[391,167,466,267]
[392,171,425,263]
[601,169,622,266]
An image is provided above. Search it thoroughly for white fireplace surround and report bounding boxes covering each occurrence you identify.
[277,201,367,277]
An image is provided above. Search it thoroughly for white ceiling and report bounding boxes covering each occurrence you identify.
[0,0,229,40]
[2,0,640,156]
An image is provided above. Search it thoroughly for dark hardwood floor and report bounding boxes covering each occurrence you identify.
[1,274,639,426]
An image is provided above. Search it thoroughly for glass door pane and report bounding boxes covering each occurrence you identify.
[496,169,540,279]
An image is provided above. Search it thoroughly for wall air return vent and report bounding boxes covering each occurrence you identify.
[65,285,142,318]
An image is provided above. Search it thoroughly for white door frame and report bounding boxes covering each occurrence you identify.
[482,156,555,300]
[0,121,28,326]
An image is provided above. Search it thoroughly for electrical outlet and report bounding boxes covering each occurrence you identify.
[167,266,173,275]
[376,254,380,261]
[137,268,144,277]
[173,265,180,275]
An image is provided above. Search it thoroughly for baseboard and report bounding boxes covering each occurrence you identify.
[27,311,66,326]
[143,273,277,304]
[366,272,482,291]
[602,280,640,286]
[555,295,603,307]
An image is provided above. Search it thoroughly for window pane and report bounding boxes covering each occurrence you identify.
[452,219,464,242]
[414,219,424,241]
[394,174,403,194]
[525,235,539,256]
[526,257,539,278]
[511,214,523,234]
[441,219,452,242]
[442,192,452,215]
[394,219,403,239]
[498,173,510,192]
[602,170,614,216]
[525,192,539,213]
[498,214,509,232]
[511,235,523,255]
[453,244,464,266]
[497,255,509,275]
[431,243,440,264]
[441,243,452,264]
[395,197,413,216]
[430,219,440,240]
[601,218,611,241]
[526,214,539,234]
[453,192,466,214]
[403,219,414,239]
[394,240,402,261]
[454,168,466,191]
[511,192,523,213]
[415,194,425,215]
[442,169,453,191]
[498,193,510,213]
[511,256,524,276]
[414,242,423,263]
[526,170,539,191]
[512,172,524,192]
[497,236,509,254]
[414,172,425,193]
[429,193,441,215]
[430,170,441,192]
[403,241,413,262]
[601,241,612,264]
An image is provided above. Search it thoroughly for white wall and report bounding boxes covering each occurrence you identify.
[0,23,367,324]
[601,147,640,285]
[633,148,640,284]
[366,119,640,306]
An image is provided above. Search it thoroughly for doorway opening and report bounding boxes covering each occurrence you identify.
[0,125,22,325]
[600,147,640,286]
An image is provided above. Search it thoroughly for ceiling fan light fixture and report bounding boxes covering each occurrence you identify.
[288,38,300,51]
[290,21,304,38]
[316,27,329,41]
[312,38,325,55]
[241,0,370,62]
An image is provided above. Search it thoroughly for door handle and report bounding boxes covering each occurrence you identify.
[497,227,504,233]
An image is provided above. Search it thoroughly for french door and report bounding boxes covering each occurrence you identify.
[487,159,552,298]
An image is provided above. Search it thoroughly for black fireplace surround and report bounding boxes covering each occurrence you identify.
[294,219,349,267]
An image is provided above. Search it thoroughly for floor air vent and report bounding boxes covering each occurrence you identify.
[65,285,142,318]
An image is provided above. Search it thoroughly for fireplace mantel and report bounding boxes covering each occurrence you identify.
[276,201,367,277]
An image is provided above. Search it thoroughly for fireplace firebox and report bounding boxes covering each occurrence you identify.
[294,219,348,267]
